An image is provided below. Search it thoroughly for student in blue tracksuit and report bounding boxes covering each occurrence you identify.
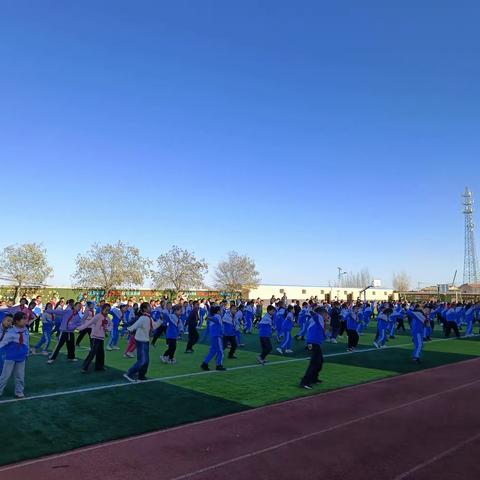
[277,305,294,354]
[107,304,127,351]
[162,305,183,364]
[198,301,207,329]
[0,315,13,374]
[234,304,244,347]
[374,306,392,348]
[388,304,403,338]
[201,306,226,371]
[359,303,373,333]
[410,305,428,363]
[257,305,275,364]
[243,301,255,334]
[464,304,475,337]
[345,304,361,352]
[32,303,55,354]
[151,301,170,347]
[300,306,328,389]
[0,312,30,398]
[274,303,286,342]
[295,303,311,341]
[222,306,238,359]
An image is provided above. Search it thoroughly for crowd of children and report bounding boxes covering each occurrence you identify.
[0,294,479,396]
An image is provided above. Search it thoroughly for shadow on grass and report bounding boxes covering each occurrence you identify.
[328,347,477,374]
[0,379,249,466]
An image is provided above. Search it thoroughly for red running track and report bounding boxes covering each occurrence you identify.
[1,358,480,480]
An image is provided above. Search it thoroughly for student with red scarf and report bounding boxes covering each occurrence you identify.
[2,298,38,328]
[79,303,112,373]
[0,312,30,398]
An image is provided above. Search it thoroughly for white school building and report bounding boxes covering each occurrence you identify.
[247,284,396,303]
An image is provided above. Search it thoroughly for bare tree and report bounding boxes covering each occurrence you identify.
[342,268,373,288]
[214,251,260,293]
[392,271,411,291]
[72,242,149,293]
[151,245,208,295]
[0,243,53,302]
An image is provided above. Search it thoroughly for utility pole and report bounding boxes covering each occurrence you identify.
[337,267,347,287]
[463,187,479,284]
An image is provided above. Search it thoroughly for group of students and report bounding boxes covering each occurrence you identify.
[0,294,478,396]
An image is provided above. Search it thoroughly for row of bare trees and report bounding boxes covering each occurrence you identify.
[0,242,261,299]
[0,242,413,300]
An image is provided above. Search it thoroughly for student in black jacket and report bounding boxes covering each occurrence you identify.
[185,301,200,353]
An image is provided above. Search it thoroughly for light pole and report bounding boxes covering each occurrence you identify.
[337,267,347,287]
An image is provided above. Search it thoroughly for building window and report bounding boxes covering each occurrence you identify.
[302,289,306,294]
[279,289,284,294]
[372,291,376,295]
[384,292,388,295]
[321,290,324,294]
[344,291,347,295]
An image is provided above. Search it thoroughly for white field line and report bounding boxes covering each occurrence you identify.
[0,334,477,406]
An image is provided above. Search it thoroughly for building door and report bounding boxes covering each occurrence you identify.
[347,293,353,303]
[325,293,331,303]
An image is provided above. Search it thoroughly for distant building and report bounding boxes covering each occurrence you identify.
[459,283,480,294]
[247,284,395,302]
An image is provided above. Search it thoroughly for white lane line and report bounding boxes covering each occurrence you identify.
[0,335,477,405]
[168,378,480,479]
[393,431,480,480]
[1,355,479,473]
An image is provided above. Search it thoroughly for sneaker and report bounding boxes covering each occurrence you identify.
[276,347,284,354]
[412,357,421,364]
[69,358,79,362]
[123,373,136,383]
[373,341,379,349]
[330,338,337,344]
[41,350,49,356]
[81,369,88,374]
[30,348,37,355]
[106,346,113,351]
[15,393,25,399]
[200,362,210,371]
[47,359,54,364]
[216,365,227,371]
[256,356,265,365]
[185,349,194,353]
[112,346,120,351]
[347,347,353,352]
[160,356,169,363]
[300,384,312,390]
[285,349,294,354]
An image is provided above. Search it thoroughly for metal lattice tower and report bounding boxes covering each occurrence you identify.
[462,187,479,284]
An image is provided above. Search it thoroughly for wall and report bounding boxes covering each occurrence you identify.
[247,284,395,302]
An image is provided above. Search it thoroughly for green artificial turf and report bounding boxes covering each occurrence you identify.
[0,323,478,466]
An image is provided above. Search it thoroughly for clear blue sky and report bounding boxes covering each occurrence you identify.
[1,1,479,288]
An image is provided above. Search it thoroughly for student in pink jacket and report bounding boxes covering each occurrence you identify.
[79,303,112,373]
